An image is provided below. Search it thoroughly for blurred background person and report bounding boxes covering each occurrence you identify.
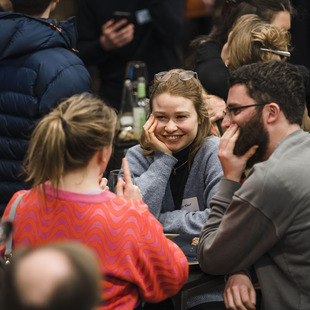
[290,0,310,70]
[1,242,101,310]
[190,0,294,101]
[0,0,91,216]
[76,0,184,111]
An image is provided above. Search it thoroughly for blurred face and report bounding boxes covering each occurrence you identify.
[271,11,291,30]
[223,84,269,169]
[152,93,199,153]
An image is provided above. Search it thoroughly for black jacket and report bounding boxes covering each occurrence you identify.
[0,12,91,215]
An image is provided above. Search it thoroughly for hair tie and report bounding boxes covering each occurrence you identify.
[61,117,67,130]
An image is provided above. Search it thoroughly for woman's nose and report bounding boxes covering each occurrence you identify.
[165,120,177,132]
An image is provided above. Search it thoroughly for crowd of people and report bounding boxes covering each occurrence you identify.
[0,0,310,310]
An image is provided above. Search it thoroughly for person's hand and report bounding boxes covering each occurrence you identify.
[224,273,256,310]
[116,158,142,200]
[99,19,134,51]
[204,94,226,123]
[143,114,172,155]
[218,124,258,182]
[99,177,109,191]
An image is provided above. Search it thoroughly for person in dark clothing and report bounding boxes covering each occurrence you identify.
[0,0,92,216]
[192,0,293,102]
[76,0,184,111]
[290,0,310,70]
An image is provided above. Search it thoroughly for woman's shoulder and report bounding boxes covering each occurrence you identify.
[193,136,220,160]
[126,143,143,156]
[202,135,220,148]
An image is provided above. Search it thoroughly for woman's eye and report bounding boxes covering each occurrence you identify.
[176,115,187,119]
[155,115,165,120]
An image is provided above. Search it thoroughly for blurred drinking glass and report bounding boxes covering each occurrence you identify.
[107,169,135,193]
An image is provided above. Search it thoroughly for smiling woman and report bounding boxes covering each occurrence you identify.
[125,69,223,235]
[125,69,225,308]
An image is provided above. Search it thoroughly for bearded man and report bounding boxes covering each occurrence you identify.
[198,60,310,310]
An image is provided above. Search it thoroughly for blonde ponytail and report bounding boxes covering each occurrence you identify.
[24,93,117,190]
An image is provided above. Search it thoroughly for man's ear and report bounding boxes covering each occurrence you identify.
[266,102,280,124]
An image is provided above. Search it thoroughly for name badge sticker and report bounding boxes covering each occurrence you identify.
[135,9,152,25]
[181,197,199,211]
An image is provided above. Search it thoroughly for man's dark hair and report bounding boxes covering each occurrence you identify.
[11,0,52,16]
[229,60,306,125]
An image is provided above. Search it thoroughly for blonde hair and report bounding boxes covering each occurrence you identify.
[140,69,212,162]
[227,14,290,71]
[24,93,117,190]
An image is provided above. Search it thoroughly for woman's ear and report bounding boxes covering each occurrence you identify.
[97,145,112,164]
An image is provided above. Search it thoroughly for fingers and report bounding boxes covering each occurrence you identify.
[116,177,125,196]
[224,273,256,310]
[224,286,253,310]
[143,114,156,134]
[219,124,239,154]
[143,114,158,144]
[99,177,109,191]
[206,95,226,122]
[122,158,133,185]
[102,19,114,31]
[101,20,134,50]
[249,286,257,308]
[244,145,259,161]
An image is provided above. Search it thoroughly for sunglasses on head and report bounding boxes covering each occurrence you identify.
[154,71,198,82]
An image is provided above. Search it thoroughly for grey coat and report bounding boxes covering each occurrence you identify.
[126,136,223,234]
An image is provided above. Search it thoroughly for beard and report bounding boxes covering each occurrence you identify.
[233,111,269,170]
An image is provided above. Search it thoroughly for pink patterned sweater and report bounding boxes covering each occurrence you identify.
[1,183,189,309]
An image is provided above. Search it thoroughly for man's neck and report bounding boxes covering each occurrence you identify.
[37,7,51,18]
[35,1,56,19]
[265,123,301,160]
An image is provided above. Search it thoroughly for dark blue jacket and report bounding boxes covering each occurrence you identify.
[0,12,92,215]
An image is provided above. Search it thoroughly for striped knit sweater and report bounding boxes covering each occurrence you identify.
[1,183,189,309]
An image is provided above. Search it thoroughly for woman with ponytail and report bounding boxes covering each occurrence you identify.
[0,93,188,310]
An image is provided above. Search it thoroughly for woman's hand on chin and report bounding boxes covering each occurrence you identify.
[143,114,172,155]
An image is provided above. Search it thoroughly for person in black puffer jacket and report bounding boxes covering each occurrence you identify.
[0,0,92,216]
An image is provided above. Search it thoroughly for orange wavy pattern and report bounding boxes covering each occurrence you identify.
[1,186,189,310]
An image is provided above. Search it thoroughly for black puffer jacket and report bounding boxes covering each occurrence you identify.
[0,12,91,215]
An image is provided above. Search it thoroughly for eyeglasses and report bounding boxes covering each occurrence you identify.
[155,70,198,82]
[223,102,269,120]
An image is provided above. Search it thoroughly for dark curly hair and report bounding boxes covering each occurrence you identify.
[229,60,305,125]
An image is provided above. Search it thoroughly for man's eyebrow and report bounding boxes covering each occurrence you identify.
[227,103,241,108]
